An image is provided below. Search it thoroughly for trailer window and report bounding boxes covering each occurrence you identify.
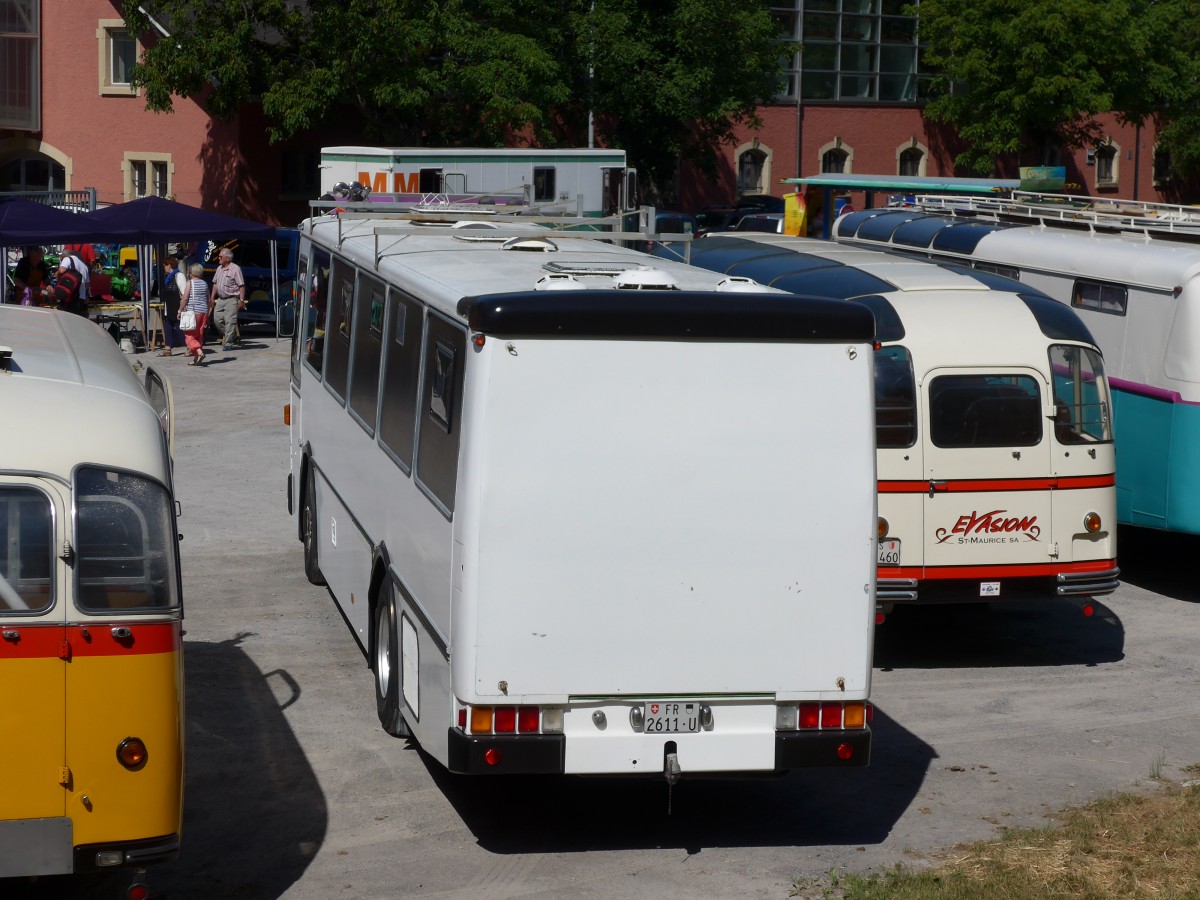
[1072,279,1127,316]
[929,375,1042,448]
[1050,345,1112,443]
[0,488,53,614]
[533,166,556,202]
[75,467,179,612]
[875,346,916,448]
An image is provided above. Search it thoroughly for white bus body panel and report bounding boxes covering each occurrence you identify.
[453,337,876,704]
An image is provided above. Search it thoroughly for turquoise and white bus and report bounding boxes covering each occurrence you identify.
[832,194,1200,534]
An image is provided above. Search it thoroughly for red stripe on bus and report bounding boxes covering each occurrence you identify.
[0,622,180,660]
[878,559,1117,580]
[877,475,1114,493]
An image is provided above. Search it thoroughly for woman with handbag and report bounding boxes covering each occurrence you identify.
[179,263,213,366]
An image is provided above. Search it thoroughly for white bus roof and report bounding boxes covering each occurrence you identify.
[0,306,167,482]
[301,213,785,322]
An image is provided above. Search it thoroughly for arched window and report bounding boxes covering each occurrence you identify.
[0,155,66,192]
[899,147,924,177]
[738,148,767,195]
[822,148,848,174]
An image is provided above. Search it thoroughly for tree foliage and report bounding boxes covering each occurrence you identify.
[121,0,788,193]
[913,0,1200,178]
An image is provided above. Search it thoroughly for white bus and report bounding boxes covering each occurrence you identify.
[319,146,638,218]
[0,306,182,893]
[668,234,1119,615]
[832,193,1200,535]
[283,205,878,778]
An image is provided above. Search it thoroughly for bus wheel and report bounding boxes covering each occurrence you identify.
[375,583,410,737]
[302,465,325,586]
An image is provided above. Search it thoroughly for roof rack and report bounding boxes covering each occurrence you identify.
[896,190,1200,241]
[302,197,696,259]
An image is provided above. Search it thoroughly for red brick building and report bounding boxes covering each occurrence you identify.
[0,1,1174,225]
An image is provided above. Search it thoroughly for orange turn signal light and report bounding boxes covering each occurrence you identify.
[1084,512,1102,534]
[117,737,148,770]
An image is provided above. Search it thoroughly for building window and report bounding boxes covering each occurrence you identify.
[0,0,40,130]
[0,155,65,192]
[898,145,924,176]
[123,152,172,201]
[98,20,138,96]
[738,147,768,195]
[774,0,927,104]
[1095,141,1118,188]
[822,147,849,174]
[1153,147,1172,185]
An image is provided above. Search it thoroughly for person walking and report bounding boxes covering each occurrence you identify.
[180,263,213,366]
[159,257,187,357]
[211,247,245,351]
[53,255,88,316]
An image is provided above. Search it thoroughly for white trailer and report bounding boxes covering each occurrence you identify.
[283,203,878,778]
[319,146,638,217]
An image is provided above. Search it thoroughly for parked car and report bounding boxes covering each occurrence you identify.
[694,196,786,237]
[734,212,785,234]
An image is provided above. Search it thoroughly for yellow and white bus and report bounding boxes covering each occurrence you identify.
[0,305,182,892]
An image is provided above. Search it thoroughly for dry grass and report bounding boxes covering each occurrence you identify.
[793,772,1200,900]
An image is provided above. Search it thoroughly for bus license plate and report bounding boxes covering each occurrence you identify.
[643,702,700,734]
[878,539,901,565]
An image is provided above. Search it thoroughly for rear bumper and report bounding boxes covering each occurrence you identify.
[74,833,180,873]
[445,727,871,775]
[879,567,1120,604]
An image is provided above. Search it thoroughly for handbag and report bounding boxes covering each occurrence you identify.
[180,309,197,331]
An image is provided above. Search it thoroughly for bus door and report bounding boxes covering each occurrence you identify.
[921,367,1053,596]
[0,478,70,873]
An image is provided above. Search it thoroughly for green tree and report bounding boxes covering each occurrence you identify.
[913,0,1200,179]
[121,1,788,194]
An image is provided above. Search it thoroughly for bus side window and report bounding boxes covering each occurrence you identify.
[0,488,54,614]
[378,292,425,473]
[415,315,466,515]
[348,272,386,433]
[304,247,331,376]
[324,257,356,400]
[875,346,917,448]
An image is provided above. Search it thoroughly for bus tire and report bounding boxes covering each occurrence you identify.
[374,583,410,737]
[302,464,325,586]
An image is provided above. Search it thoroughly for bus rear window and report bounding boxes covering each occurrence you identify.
[0,488,53,615]
[75,467,180,613]
[929,375,1042,448]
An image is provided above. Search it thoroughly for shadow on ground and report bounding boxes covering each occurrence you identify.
[1116,525,1199,604]
[3,637,329,900]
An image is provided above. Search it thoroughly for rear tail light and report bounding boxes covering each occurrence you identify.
[459,703,561,735]
[779,701,871,731]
